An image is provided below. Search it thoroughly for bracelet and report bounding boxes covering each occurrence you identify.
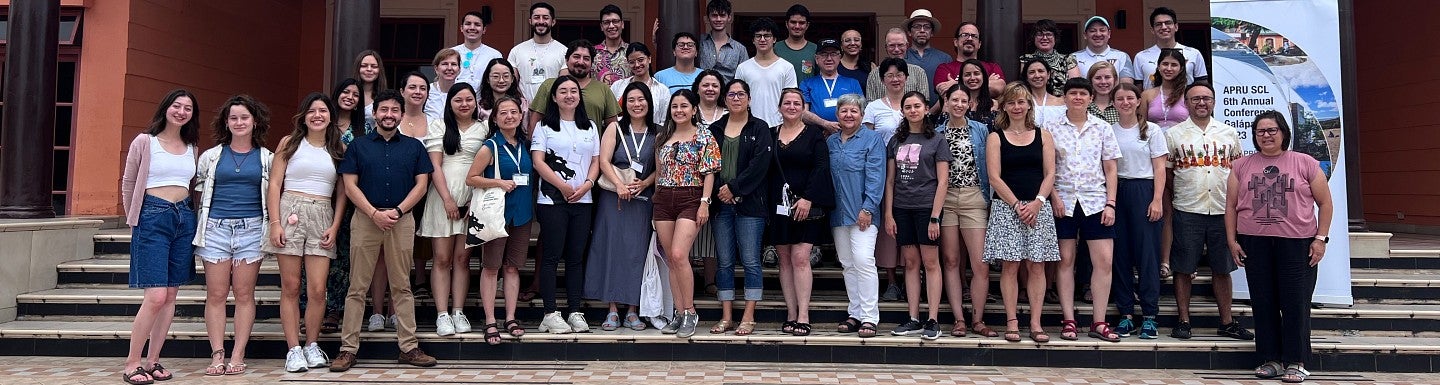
[1105,203,1117,210]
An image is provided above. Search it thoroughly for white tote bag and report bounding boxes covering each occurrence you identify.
[639,231,673,319]
[466,140,510,248]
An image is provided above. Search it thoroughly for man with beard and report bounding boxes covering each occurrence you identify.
[934,22,1005,96]
[331,90,437,371]
[592,4,629,86]
[529,40,622,131]
[799,39,863,133]
[1163,82,1253,342]
[902,9,951,93]
[774,4,817,82]
[1132,7,1208,89]
[1071,16,1134,85]
[865,28,930,103]
[453,9,504,87]
[655,32,702,94]
[509,2,568,101]
[698,0,748,81]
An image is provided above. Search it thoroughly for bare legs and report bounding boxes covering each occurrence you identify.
[430,235,470,315]
[656,219,700,313]
[123,286,178,380]
[203,260,261,370]
[279,254,329,348]
[1000,261,1048,332]
[776,244,813,325]
[902,245,943,322]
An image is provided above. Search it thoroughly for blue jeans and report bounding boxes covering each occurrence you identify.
[712,204,764,301]
[130,195,197,288]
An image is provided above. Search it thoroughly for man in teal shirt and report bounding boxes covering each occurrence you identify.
[775,4,817,82]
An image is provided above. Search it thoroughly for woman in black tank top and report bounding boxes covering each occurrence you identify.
[983,83,1060,343]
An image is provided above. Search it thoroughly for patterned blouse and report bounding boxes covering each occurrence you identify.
[657,127,722,187]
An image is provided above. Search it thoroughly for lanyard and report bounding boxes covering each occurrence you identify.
[620,130,647,161]
[497,138,523,170]
[822,76,838,97]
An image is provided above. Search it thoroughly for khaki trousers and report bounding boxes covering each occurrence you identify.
[339,211,419,353]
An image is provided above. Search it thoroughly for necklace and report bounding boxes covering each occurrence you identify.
[229,146,253,173]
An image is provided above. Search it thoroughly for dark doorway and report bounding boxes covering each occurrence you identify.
[733,13,878,64]
[379,18,445,87]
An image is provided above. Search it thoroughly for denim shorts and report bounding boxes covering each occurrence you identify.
[130,195,198,288]
[195,216,265,264]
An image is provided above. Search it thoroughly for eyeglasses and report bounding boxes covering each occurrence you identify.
[601,19,623,27]
[883,73,906,80]
[488,73,512,80]
[675,42,697,48]
[1255,128,1282,136]
[727,91,749,99]
[957,32,979,40]
[753,33,775,40]
[1153,20,1176,27]
[1188,96,1215,103]
[1035,32,1055,38]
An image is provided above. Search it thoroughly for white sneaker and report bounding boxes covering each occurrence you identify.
[452,310,472,333]
[436,313,456,336]
[567,312,591,333]
[389,314,399,329]
[538,311,572,334]
[367,314,385,332]
[285,346,309,373]
[303,342,328,368]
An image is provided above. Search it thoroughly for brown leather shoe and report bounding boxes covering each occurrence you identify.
[329,351,357,372]
[398,348,437,367]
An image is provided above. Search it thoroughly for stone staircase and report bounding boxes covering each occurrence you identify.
[1,228,1437,372]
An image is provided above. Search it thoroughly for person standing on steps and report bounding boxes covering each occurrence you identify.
[707,79,775,337]
[655,32,703,94]
[592,4,631,86]
[531,75,604,335]
[884,91,952,341]
[774,4,817,82]
[453,8,504,88]
[734,17,798,127]
[799,39,864,135]
[698,0,748,82]
[331,90,438,372]
[419,82,489,337]
[466,96,536,345]
[902,9,951,96]
[119,89,201,385]
[509,2,568,102]
[766,88,835,337]
[1108,83,1167,340]
[652,90,720,338]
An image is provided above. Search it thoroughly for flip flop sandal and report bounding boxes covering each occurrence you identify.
[791,323,812,336]
[204,349,226,376]
[122,366,154,385]
[837,317,861,333]
[972,321,999,338]
[858,322,878,338]
[504,319,526,337]
[781,320,797,334]
[483,323,504,346]
[147,363,173,381]
[224,362,247,375]
[1029,329,1051,343]
[1254,361,1285,379]
[1060,320,1080,341]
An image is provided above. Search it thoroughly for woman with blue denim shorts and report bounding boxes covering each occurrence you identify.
[119,90,201,385]
[194,95,275,376]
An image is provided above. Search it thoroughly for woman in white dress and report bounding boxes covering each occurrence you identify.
[418,82,489,336]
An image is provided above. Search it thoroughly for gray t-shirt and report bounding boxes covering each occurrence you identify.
[888,130,954,210]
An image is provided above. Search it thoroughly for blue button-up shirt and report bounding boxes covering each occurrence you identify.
[338,131,434,209]
[827,128,887,228]
[699,33,749,82]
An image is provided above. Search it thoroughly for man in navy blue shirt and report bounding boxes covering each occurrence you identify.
[331,90,436,371]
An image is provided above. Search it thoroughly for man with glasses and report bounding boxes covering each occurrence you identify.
[903,9,951,93]
[865,28,930,103]
[509,2,568,101]
[1072,16,1134,85]
[1018,19,1077,97]
[775,4,818,82]
[656,32,702,94]
[735,17,797,126]
[593,4,630,86]
[698,0,749,82]
[453,9,504,87]
[1132,7,1208,89]
[934,22,1005,96]
[1162,82,1253,341]
[799,39,863,133]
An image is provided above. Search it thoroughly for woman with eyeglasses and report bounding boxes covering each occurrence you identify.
[707,78,774,336]
[863,57,909,302]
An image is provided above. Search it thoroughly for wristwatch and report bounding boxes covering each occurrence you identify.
[929,216,941,224]
[1315,235,1329,243]
[699,197,712,204]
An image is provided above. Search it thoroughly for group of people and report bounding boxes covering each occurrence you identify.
[116,1,1335,384]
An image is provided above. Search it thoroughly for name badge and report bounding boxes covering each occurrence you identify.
[823,98,838,108]
[530,75,546,84]
[776,204,791,216]
[631,163,645,174]
[512,173,530,186]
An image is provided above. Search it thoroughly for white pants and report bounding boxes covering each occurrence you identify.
[832,225,880,324]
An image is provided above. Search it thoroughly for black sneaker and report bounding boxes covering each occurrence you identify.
[920,319,941,340]
[1218,321,1255,340]
[1171,321,1193,339]
[891,318,923,336]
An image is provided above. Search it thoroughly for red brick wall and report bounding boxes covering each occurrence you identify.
[1354,1,1440,227]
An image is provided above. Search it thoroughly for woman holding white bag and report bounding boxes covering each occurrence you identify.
[465,95,534,345]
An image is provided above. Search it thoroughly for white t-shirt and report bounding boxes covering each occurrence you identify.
[531,120,601,205]
[610,76,673,126]
[424,82,448,121]
[508,39,568,101]
[453,43,504,88]
[734,57,797,127]
[861,98,902,142]
[1071,46,1134,79]
[1112,121,1169,179]
[1131,43,1208,89]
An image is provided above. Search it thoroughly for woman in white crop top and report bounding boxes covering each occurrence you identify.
[261,92,351,371]
[117,89,200,384]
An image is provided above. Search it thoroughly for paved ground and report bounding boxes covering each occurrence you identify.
[6,356,1435,385]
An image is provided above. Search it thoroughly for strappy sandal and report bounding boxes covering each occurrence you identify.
[122,366,154,385]
[972,321,999,338]
[623,313,647,331]
[1089,321,1121,342]
[1060,319,1080,341]
[601,312,621,331]
[1029,329,1051,343]
[320,312,342,334]
[1160,263,1172,279]
[504,319,526,337]
[204,349,226,376]
[951,320,968,337]
[1254,361,1285,379]
[735,321,757,336]
[858,322,878,338]
[791,322,812,336]
[147,362,173,381]
[781,320,797,334]
[1004,318,1022,342]
[837,317,861,333]
[224,362,247,375]
[710,320,735,334]
[1281,364,1310,383]
[483,323,503,346]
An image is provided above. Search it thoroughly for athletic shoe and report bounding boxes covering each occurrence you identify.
[452,310,472,333]
[892,318,923,336]
[920,319,941,340]
[388,314,399,329]
[539,311,573,334]
[881,283,902,302]
[303,342,328,368]
[367,314,385,332]
[1139,318,1159,339]
[677,311,700,338]
[435,313,456,336]
[285,346,309,373]
[1218,321,1255,340]
[658,312,680,334]
[567,312,591,333]
[1116,317,1135,337]
[1171,321,1193,339]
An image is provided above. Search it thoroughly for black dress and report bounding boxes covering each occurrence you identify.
[764,124,835,246]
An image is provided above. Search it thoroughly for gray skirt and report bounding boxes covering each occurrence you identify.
[982,199,1061,263]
